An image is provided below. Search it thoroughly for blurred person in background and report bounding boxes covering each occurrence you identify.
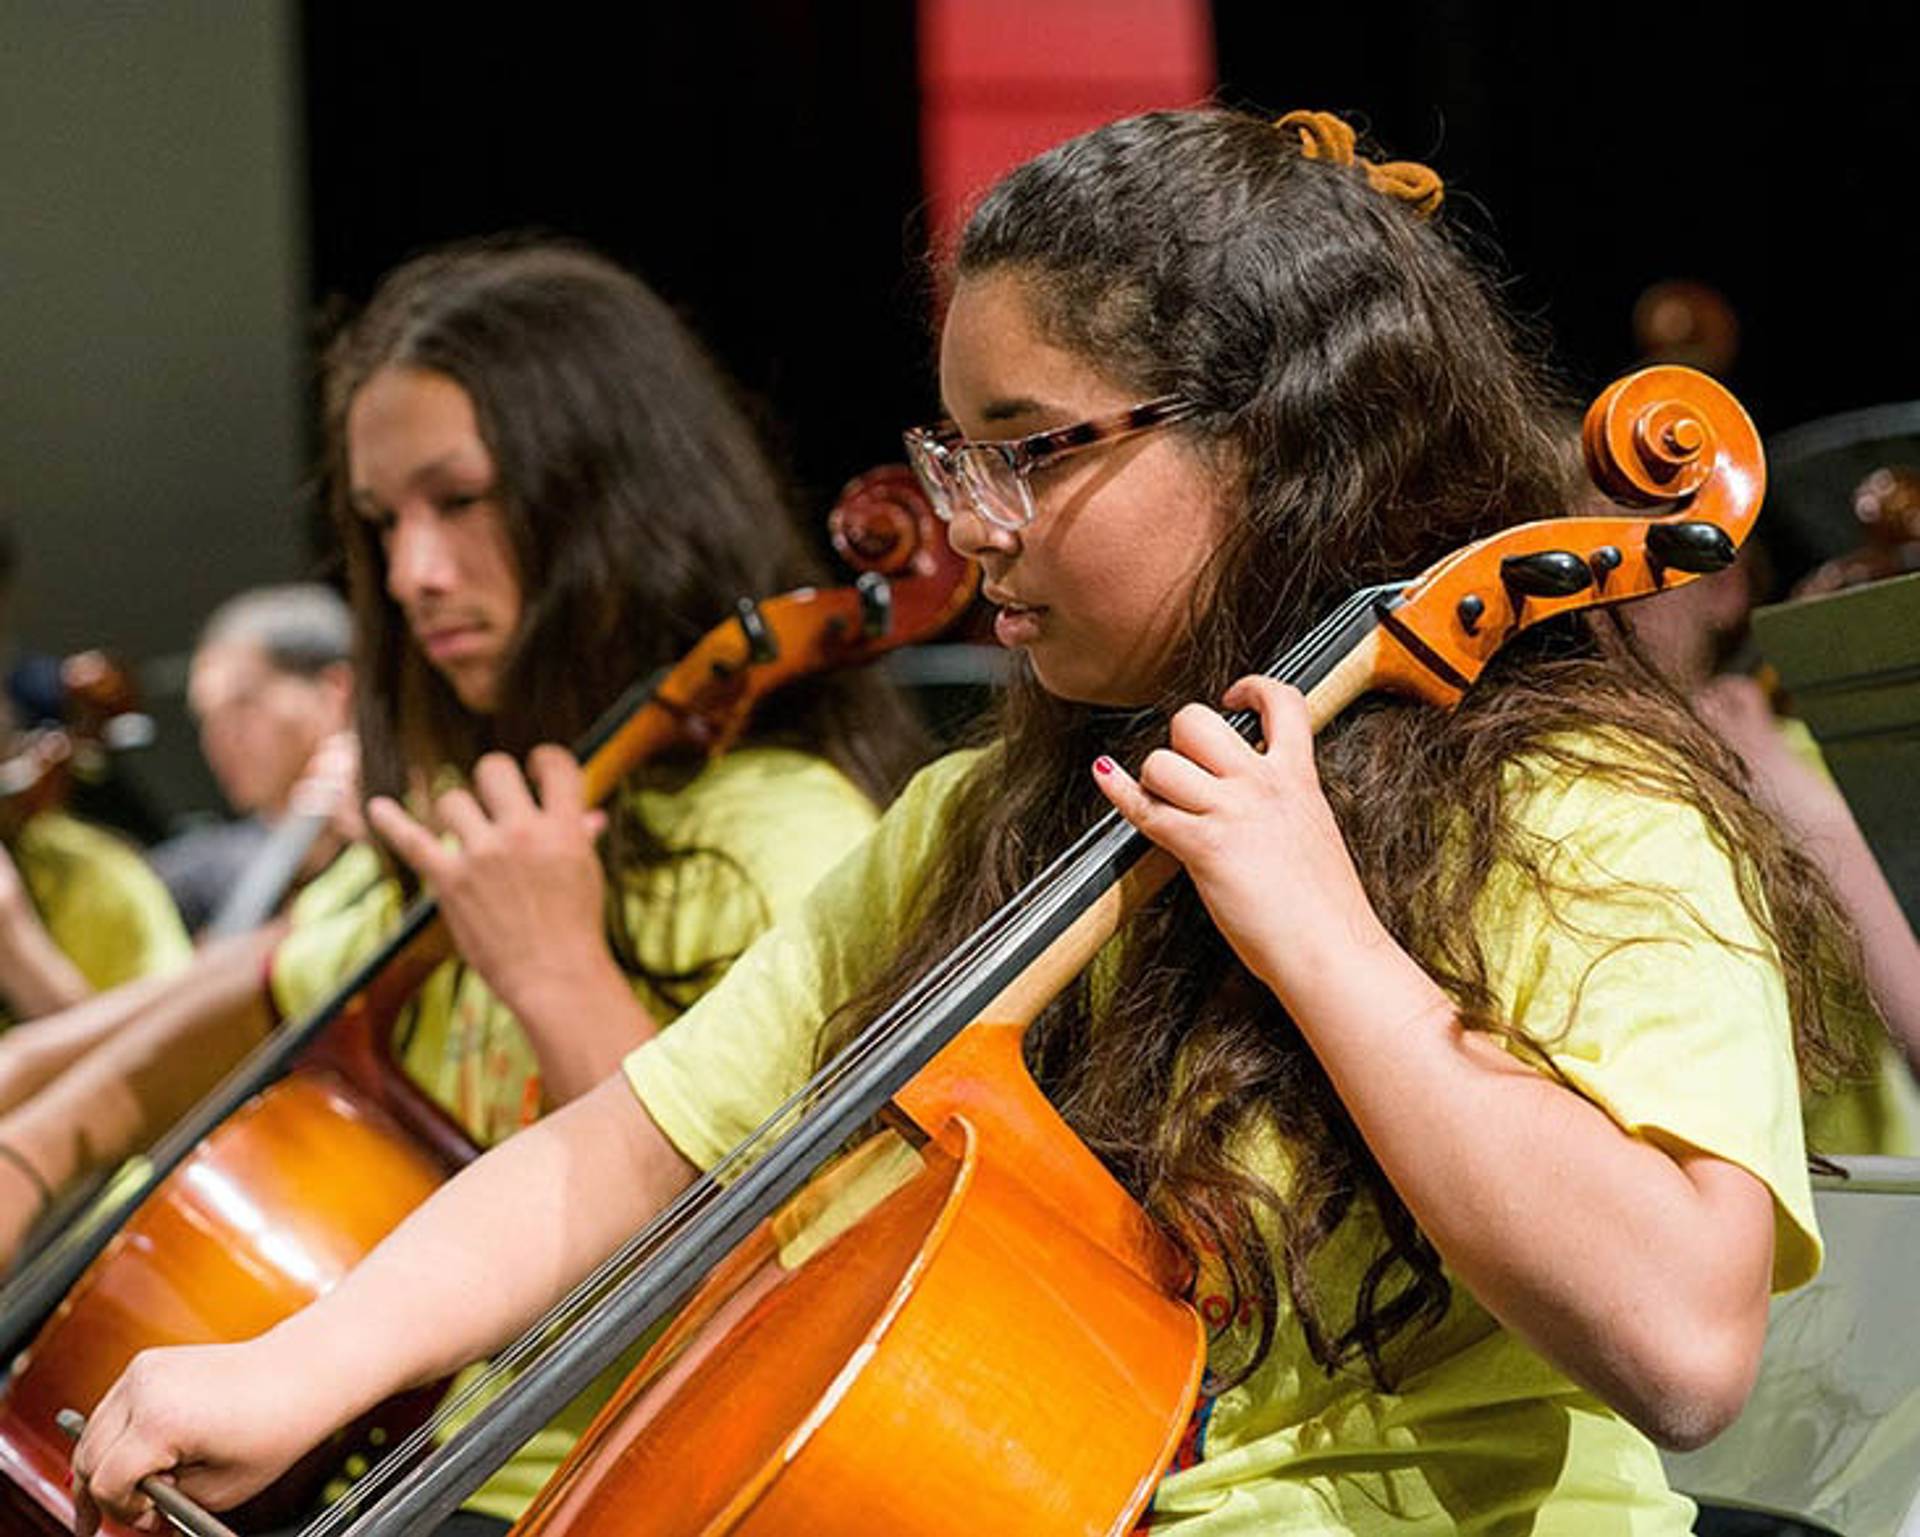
[0,523,191,1023]
[1626,540,1920,1155]
[149,582,360,934]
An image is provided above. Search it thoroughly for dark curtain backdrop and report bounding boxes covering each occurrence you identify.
[300,2,931,542]
[1212,3,1920,439]
[302,3,1919,569]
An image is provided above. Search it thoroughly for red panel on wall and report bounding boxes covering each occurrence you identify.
[920,0,1215,248]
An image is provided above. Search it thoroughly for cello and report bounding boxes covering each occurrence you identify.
[269,365,1764,1536]
[0,467,977,1535]
[0,651,154,843]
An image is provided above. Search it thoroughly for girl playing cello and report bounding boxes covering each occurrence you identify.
[3,238,922,1525]
[75,110,1870,1533]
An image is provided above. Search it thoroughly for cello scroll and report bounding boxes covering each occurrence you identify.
[1370,365,1764,708]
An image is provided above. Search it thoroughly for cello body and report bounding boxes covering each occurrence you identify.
[514,1024,1206,1537]
[0,992,466,1535]
[0,471,979,1535]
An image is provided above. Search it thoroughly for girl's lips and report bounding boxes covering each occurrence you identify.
[417,625,489,660]
[992,604,1046,648]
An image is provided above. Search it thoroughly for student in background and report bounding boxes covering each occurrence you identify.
[149,582,359,934]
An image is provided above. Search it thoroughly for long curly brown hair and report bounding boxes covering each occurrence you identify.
[829,109,1875,1388]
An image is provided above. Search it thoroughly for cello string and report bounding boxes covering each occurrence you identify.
[308,585,1394,1532]
[303,826,1126,1533]
[302,794,1135,1532]
[303,804,1134,1530]
[505,585,1391,1306]
[308,587,1397,1531]
[309,585,1394,1532]
[329,417,1758,1524]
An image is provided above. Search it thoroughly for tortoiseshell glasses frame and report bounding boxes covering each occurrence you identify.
[902,395,1197,531]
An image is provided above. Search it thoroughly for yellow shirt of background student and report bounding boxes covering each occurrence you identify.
[0,812,192,1025]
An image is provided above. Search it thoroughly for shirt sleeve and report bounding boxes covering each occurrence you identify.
[1481,763,1822,1291]
[19,814,192,990]
[269,844,398,1020]
[625,749,981,1171]
[615,747,885,1021]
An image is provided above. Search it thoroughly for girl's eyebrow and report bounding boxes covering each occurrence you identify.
[980,395,1049,425]
[347,452,483,511]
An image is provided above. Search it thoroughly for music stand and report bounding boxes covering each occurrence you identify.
[1752,572,1920,929]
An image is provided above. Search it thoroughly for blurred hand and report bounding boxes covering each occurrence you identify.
[289,730,365,862]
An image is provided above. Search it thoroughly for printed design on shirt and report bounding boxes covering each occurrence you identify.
[445,968,541,1146]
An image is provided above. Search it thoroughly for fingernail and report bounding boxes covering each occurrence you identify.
[1093,756,1115,776]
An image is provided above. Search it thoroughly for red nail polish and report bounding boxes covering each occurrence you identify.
[1093,756,1115,776]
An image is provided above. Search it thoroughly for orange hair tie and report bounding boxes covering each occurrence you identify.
[1273,109,1444,220]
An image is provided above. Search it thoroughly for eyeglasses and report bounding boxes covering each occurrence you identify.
[902,395,1196,531]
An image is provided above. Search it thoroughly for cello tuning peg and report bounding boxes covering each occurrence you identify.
[1645,520,1737,575]
[1587,546,1623,584]
[1499,549,1594,600]
[733,598,779,665]
[855,570,893,639]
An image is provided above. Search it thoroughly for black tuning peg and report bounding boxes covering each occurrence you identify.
[1500,549,1593,600]
[734,597,779,664]
[856,570,893,638]
[1645,520,1736,575]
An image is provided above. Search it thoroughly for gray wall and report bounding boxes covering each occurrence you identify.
[0,0,310,822]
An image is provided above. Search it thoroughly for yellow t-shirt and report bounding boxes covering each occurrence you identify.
[270,745,882,1521]
[5,811,191,1016]
[625,743,1821,1535]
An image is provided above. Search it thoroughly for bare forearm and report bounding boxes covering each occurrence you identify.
[508,960,661,1107]
[0,925,284,1194]
[1779,799,1920,1068]
[1260,923,1770,1444]
[255,1077,694,1424]
[1717,717,1920,1068]
[0,931,278,1113]
[0,914,92,1019]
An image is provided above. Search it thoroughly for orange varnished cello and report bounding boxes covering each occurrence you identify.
[273,366,1763,1537]
[0,469,977,1537]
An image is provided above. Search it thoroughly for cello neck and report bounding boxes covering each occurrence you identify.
[306,585,1406,1537]
[201,811,334,939]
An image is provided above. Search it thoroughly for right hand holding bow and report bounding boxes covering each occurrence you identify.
[70,1336,330,1533]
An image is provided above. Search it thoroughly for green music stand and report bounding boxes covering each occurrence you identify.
[1753,572,1920,930]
